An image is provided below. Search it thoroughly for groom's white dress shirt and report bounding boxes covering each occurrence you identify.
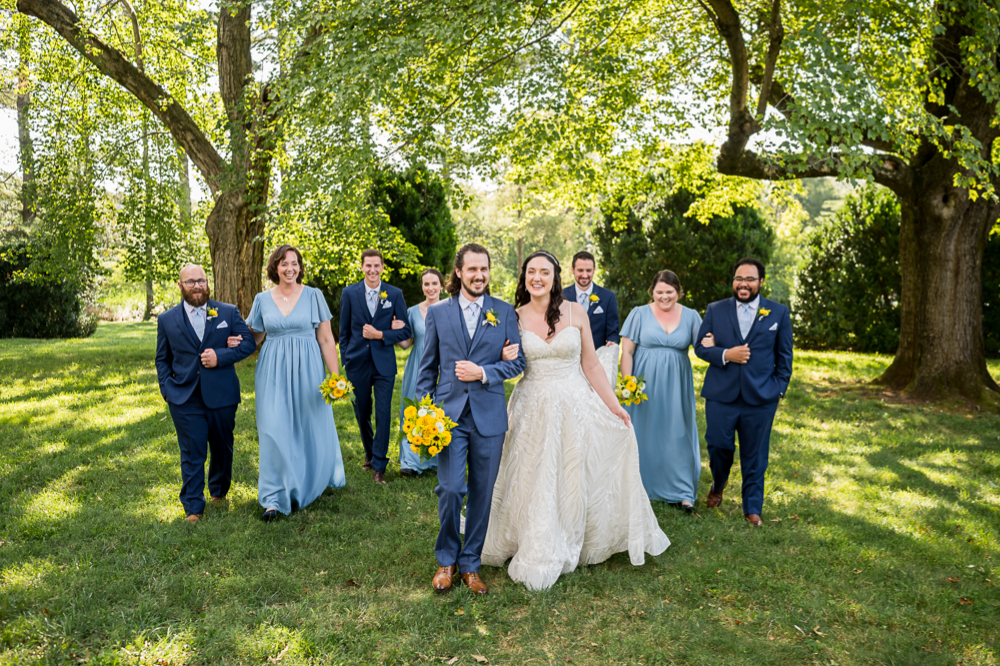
[184,301,207,341]
[575,282,594,307]
[459,292,489,385]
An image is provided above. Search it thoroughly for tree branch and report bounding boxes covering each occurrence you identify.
[718,148,912,195]
[701,0,755,165]
[17,0,224,192]
[754,0,782,121]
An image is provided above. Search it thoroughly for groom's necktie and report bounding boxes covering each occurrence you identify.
[578,291,588,307]
[464,302,480,341]
[738,303,754,339]
[190,306,205,342]
[367,289,377,317]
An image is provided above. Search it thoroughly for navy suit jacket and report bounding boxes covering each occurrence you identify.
[415,296,526,438]
[339,280,411,377]
[695,297,793,406]
[563,283,620,347]
[154,300,256,408]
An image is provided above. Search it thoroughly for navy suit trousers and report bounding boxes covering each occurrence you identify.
[348,361,395,473]
[704,397,779,516]
[167,384,238,516]
[435,403,505,572]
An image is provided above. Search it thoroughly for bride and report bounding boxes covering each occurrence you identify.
[482,250,670,590]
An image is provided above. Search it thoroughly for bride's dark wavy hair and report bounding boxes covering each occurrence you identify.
[514,250,564,339]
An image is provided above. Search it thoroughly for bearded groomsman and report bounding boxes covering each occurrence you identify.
[155,265,257,523]
[562,251,620,348]
[694,258,793,527]
[339,249,412,484]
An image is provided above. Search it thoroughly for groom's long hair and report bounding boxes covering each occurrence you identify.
[515,251,564,339]
[447,243,492,297]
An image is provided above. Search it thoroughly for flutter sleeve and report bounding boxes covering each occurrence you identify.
[620,306,642,346]
[310,287,333,328]
[246,293,265,332]
[688,307,703,349]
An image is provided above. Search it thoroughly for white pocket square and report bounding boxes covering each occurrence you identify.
[382,301,392,309]
[593,306,604,314]
[769,322,778,331]
[216,320,228,329]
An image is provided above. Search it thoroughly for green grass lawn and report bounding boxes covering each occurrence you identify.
[1,323,999,665]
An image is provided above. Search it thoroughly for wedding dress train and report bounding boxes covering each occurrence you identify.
[481,324,670,591]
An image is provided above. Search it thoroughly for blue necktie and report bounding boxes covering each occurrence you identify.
[191,307,205,341]
[367,289,377,317]
[738,304,753,339]
[464,302,480,340]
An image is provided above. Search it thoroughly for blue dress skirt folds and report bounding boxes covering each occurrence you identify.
[247,286,346,513]
[620,304,703,504]
[397,303,438,474]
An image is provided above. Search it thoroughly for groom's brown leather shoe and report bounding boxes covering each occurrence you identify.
[706,485,724,508]
[744,514,763,527]
[362,459,373,471]
[372,471,387,485]
[432,565,457,591]
[461,571,489,595]
[185,514,202,523]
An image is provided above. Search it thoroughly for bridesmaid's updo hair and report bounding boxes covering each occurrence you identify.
[515,250,564,339]
[267,245,305,284]
[648,270,683,300]
[420,268,445,286]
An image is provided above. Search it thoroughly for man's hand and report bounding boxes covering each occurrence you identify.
[724,345,750,364]
[605,341,617,347]
[200,348,219,368]
[390,316,406,330]
[362,324,384,340]
[455,360,484,382]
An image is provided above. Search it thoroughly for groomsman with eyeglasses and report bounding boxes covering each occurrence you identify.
[155,265,257,523]
[562,251,620,348]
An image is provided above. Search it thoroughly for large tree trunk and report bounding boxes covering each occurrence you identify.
[206,190,266,317]
[879,172,1000,403]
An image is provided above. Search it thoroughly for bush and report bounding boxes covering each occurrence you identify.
[596,188,775,318]
[0,236,98,339]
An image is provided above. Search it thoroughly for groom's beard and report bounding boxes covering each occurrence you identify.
[181,285,211,307]
[733,284,759,303]
[462,276,488,297]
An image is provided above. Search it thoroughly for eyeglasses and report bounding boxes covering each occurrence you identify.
[733,277,759,284]
[181,279,208,287]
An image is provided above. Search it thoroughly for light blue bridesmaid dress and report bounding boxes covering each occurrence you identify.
[247,286,346,513]
[397,303,438,474]
[620,304,703,504]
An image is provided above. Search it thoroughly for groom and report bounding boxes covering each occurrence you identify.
[416,243,525,594]
[562,250,620,348]
[695,258,793,526]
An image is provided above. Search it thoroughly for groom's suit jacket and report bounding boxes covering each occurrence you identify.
[339,280,411,377]
[562,283,620,347]
[154,300,256,409]
[694,296,793,406]
[415,295,526,437]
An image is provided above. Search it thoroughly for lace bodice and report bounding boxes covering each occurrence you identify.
[520,327,584,383]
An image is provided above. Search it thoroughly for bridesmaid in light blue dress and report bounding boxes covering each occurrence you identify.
[620,270,703,512]
[394,268,446,476]
[243,245,346,520]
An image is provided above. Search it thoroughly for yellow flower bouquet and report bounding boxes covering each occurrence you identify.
[615,373,648,407]
[399,395,457,461]
[319,373,354,404]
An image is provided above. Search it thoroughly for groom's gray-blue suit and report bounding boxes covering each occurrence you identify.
[416,295,525,573]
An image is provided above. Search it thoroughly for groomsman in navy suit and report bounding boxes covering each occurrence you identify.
[339,249,412,484]
[562,251,620,347]
[695,258,793,526]
[416,243,525,594]
[155,265,256,523]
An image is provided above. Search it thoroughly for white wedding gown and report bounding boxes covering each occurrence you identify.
[481,323,670,591]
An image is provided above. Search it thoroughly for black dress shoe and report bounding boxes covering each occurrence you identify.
[399,468,418,478]
[261,508,279,522]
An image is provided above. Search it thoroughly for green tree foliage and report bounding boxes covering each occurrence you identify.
[795,187,902,354]
[596,186,774,320]
[0,235,97,338]
[369,165,457,308]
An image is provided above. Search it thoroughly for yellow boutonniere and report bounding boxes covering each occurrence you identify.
[757,307,771,321]
[379,290,387,300]
[207,307,218,319]
[484,308,499,327]
[589,294,600,303]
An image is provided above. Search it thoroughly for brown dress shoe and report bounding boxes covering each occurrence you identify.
[433,565,457,591]
[461,571,489,595]
[705,485,724,508]
[210,496,226,504]
[372,470,387,485]
[185,514,202,523]
[744,514,763,527]
[362,459,373,470]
